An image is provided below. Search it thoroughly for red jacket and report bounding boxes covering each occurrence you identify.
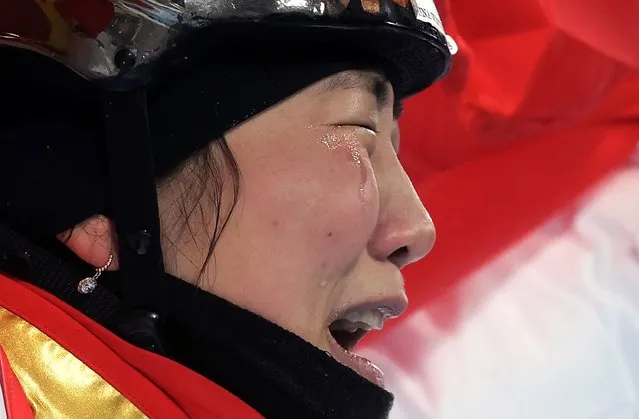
[0,273,263,418]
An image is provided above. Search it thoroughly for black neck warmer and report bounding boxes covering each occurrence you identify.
[0,225,393,418]
[160,273,394,419]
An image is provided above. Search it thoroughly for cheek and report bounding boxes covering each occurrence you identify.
[317,130,379,229]
[239,130,379,273]
[314,136,379,255]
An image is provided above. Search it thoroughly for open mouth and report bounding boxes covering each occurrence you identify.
[329,308,388,350]
[328,327,369,352]
[326,306,399,387]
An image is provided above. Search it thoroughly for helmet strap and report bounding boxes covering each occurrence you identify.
[102,89,167,321]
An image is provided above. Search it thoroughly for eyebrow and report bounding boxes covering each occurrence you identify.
[393,100,404,119]
[322,71,404,118]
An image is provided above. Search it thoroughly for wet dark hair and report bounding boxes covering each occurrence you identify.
[158,137,241,283]
[52,138,239,286]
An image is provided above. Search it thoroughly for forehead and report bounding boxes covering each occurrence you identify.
[317,70,402,118]
[323,70,388,92]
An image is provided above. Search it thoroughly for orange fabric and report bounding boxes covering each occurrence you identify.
[0,345,34,419]
[367,0,639,342]
[0,274,263,419]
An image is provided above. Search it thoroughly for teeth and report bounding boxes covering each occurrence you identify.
[331,309,386,332]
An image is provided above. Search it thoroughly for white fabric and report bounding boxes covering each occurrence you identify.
[364,151,639,419]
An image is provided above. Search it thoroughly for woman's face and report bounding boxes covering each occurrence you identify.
[158,70,435,385]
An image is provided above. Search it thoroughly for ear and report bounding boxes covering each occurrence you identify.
[57,215,119,270]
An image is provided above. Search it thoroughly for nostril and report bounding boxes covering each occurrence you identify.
[388,246,409,267]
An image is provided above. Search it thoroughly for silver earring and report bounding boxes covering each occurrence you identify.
[77,254,114,294]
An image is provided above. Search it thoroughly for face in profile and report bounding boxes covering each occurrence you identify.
[158,69,435,385]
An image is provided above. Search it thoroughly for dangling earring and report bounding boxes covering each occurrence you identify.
[77,254,114,294]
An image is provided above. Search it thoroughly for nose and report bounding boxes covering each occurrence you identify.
[368,158,436,270]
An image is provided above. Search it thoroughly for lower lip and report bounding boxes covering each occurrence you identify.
[326,331,385,388]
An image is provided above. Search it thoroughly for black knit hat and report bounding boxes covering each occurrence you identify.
[0,48,366,236]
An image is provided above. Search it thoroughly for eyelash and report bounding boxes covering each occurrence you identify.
[350,125,379,156]
[334,124,380,135]
[357,124,380,135]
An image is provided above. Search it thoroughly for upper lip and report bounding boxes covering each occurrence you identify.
[327,295,409,327]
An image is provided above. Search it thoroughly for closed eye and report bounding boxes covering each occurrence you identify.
[362,125,381,135]
[352,124,380,135]
[334,124,379,156]
[332,124,379,135]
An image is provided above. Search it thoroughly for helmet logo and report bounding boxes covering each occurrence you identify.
[5,0,115,55]
[34,0,71,52]
[361,0,380,12]
[410,0,444,34]
[358,0,436,24]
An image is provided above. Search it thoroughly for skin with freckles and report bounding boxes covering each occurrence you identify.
[61,69,435,379]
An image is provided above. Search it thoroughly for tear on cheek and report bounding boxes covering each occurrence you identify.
[358,156,377,208]
[348,143,368,205]
[319,131,374,207]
